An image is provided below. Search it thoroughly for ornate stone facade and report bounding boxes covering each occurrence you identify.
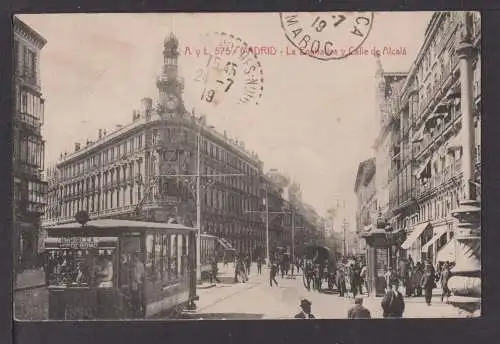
[13,17,48,271]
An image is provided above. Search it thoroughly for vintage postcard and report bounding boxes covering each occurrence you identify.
[13,11,481,321]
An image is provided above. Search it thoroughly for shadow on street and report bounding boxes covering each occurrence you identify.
[180,312,265,320]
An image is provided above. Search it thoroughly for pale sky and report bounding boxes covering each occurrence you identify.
[18,12,433,225]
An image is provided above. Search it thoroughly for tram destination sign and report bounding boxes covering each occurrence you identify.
[57,237,98,249]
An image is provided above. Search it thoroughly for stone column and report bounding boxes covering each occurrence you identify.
[447,12,481,316]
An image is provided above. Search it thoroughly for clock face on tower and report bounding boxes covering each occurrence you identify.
[165,95,180,111]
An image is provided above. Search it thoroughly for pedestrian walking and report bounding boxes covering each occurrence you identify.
[420,261,436,305]
[347,296,371,319]
[295,257,301,273]
[351,262,361,297]
[245,254,251,276]
[210,258,221,284]
[360,265,368,295]
[440,261,452,303]
[270,261,279,287]
[336,266,346,297]
[384,266,394,291]
[412,262,423,297]
[381,282,405,318]
[257,256,263,274]
[294,298,315,319]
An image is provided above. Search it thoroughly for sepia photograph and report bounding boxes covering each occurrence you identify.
[12,11,481,321]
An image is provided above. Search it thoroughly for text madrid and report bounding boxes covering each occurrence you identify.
[183,46,407,57]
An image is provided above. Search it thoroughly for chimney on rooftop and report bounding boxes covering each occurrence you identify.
[98,129,102,139]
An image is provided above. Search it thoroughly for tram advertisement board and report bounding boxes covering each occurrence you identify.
[45,237,118,250]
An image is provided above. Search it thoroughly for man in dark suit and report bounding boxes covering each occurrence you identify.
[347,296,371,319]
[381,283,405,318]
[294,299,315,319]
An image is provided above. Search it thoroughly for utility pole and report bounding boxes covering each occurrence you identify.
[343,217,347,257]
[291,209,295,272]
[244,196,295,267]
[196,131,201,281]
[265,187,269,265]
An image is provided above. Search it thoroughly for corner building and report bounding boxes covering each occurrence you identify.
[13,17,48,271]
[44,34,267,255]
[378,12,481,267]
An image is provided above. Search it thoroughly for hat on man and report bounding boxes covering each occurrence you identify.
[300,298,312,307]
[354,296,363,305]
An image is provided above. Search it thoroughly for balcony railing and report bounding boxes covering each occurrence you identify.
[17,112,42,131]
[415,159,463,198]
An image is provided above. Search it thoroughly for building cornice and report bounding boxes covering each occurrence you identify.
[13,16,47,49]
[56,113,263,169]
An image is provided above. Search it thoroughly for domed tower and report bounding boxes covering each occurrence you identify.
[156,33,185,113]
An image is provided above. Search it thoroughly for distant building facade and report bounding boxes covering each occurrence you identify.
[354,158,377,254]
[13,17,48,271]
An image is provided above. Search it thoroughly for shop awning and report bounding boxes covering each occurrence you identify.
[412,126,425,143]
[401,221,431,250]
[217,237,236,251]
[413,157,432,179]
[421,226,449,253]
[436,239,456,263]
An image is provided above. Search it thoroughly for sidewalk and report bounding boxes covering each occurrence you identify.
[193,263,266,312]
[363,294,468,318]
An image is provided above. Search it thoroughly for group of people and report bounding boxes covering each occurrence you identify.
[386,256,454,305]
[334,261,367,297]
[233,253,253,283]
[269,252,297,287]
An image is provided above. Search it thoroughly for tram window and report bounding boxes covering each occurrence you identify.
[119,236,141,290]
[177,235,183,276]
[46,241,116,289]
[145,234,155,279]
[154,233,162,282]
[170,234,178,278]
[161,234,171,286]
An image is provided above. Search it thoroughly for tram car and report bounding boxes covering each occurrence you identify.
[43,215,198,320]
[200,233,217,280]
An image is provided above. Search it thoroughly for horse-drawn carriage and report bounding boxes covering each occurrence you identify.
[302,245,337,292]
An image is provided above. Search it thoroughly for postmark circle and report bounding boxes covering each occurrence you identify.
[279,12,374,61]
[193,32,264,108]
